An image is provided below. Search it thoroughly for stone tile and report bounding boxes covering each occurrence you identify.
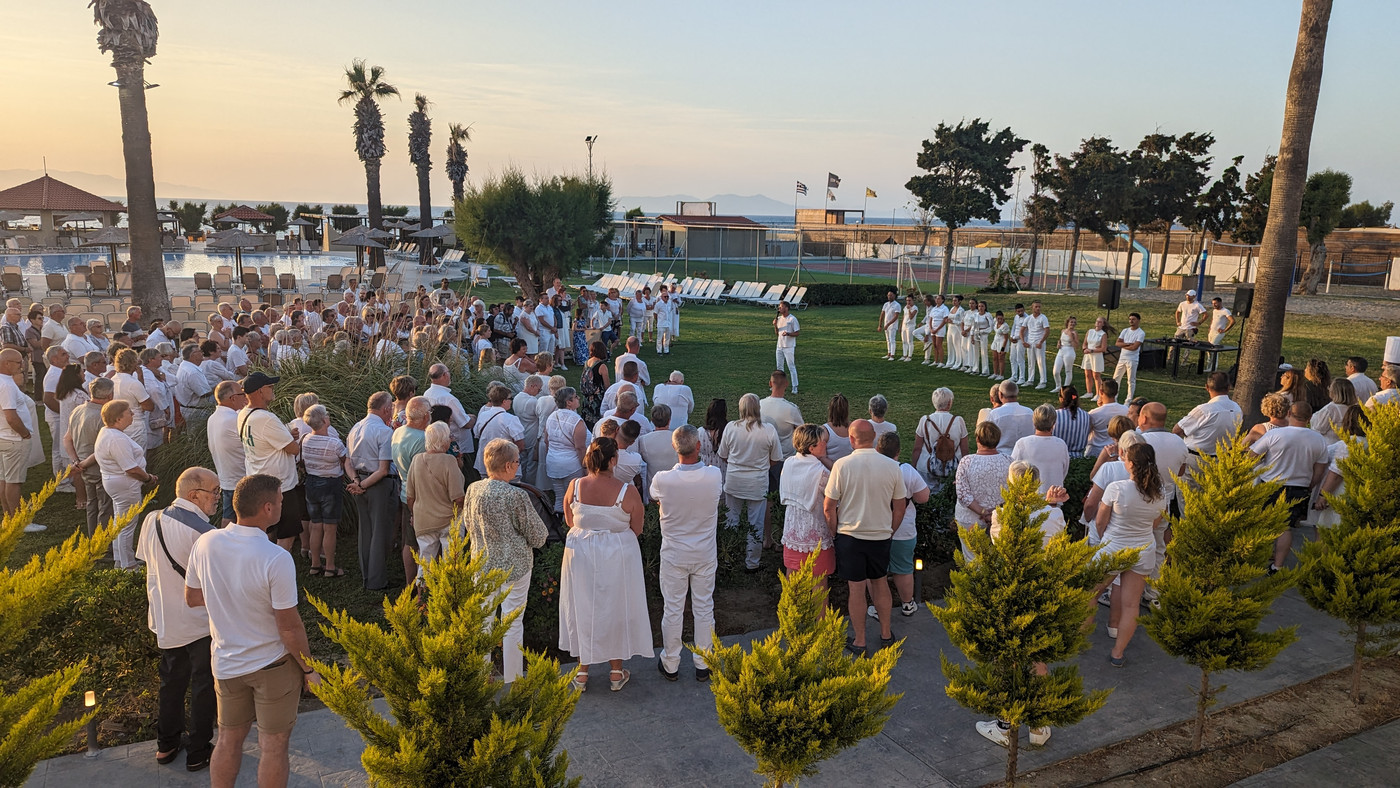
[319,769,370,788]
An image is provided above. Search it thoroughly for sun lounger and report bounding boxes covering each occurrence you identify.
[755,284,787,308]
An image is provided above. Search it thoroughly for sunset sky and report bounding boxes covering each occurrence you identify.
[2,0,1396,216]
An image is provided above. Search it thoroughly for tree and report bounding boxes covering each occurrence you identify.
[1142,440,1297,750]
[255,202,289,233]
[1043,137,1129,289]
[408,93,434,265]
[905,119,1027,295]
[1022,143,1059,289]
[167,200,207,236]
[90,0,172,321]
[1235,0,1334,426]
[1188,155,1246,272]
[932,473,1137,785]
[1234,156,1276,247]
[384,205,410,218]
[292,203,323,240]
[0,482,138,787]
[444,123,473,204]
[453,168,613,299]
[308,536,579,788]
[697,554,900,788]
[1296,402,1400,703]
[1295,169,1352,294]
[330,204,360,232]
[338,59,400,266]
[1339,199,1394,228]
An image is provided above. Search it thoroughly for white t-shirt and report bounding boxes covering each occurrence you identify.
[472,405,525,477]
[1140,430,1190,501]
[988,403,1034,456]
[894,463,928,541]
[1023,313,1051,345]
[1250,425,1328,487]
[925,304,949,337]
[650,462,724,564]
[759,396,804,458]
[207,406,247,490]
[1175,395,1243,454]
[0,375,32,441]
[41,319,69,345]
[136,499,214,649]
[653,383,695,425]
[776,314,799,349]
[1100,479,1165,550]
[613,447,645,487]
[62,332,100,359]
[1010,434,1070,493]
[1117,327,1146,362]
[1209,307,1232,335]
[613,352,651,387]
[238,408,298,491]
[1348,373,1378,404]
[185,524,299,680]
[880,300,900,328]
[95,426,145,483]
[1178,300,1207,330]
[226,343,249,373]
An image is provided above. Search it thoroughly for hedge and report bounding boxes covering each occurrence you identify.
[801,283,907,306]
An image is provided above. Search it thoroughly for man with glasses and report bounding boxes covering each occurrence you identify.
[207,380,247,526]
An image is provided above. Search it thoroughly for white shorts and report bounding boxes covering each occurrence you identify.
[1081,353,1104,373]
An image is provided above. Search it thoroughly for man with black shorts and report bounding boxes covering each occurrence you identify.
[237,372,304,551]
[1249,401,1328,573]
[823,419,907,654]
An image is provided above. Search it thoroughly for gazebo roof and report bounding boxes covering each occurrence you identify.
[212,204,275,223]
[0,175,126,214]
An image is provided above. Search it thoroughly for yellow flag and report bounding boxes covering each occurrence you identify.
[865,188,877,198]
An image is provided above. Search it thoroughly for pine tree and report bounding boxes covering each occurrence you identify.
[0,481,138,788]
[932,473,1136,786]
[696,553,901,788]
[1296,401,1400,703]
[1142,439,1297,749]
[308,535,580,788]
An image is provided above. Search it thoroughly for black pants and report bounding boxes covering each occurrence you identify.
[158,636,215,761]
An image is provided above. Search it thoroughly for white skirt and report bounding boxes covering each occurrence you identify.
[559,527,654,665]
[1082,352,1104,373]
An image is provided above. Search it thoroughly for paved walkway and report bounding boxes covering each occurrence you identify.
[1230,718,1400,787]
[25,588,1362,787]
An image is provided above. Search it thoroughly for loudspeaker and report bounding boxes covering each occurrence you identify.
[1098,279,1122,311]
[1234,286,1254,319]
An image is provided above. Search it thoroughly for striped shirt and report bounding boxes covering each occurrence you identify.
[300,433,347,478]
[1053,407,1092,457]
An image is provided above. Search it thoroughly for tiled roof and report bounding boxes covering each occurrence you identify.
[212,204,276,222]
[0,175,126,213]
[656,214,766,228]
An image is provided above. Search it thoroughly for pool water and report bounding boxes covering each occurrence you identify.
[0,252,358,281]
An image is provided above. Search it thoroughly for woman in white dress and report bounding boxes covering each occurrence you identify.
[1081,316,1107,398]
[959,299,979,373]
[559,437,652,692]
[111,348,154,450]
[86,400,157,570]
[953,420,1012,562]
[1310,404,1365,527]
[1053,317,1079,390]
[943,297,962,370]
[911,387,968,486]
[533,377,562,489]
[1310,378,1357,445]
[139,348,172,449]
[543,387,591,514]
[517,299,540,355]
[502,338,537,392]
[1091,442,1165,666]
[822,394,853,463]
[990,311,1011,381]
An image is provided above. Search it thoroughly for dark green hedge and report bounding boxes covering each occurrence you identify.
[802,282,907,306]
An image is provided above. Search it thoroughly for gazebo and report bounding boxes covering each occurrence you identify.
[0,175,125,247]
[209,205,277,250]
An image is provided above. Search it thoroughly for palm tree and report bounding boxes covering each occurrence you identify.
[407,93,433,265]
[90,0,170,320]
[445,123,473,204]
[338,59,399,267]
[1235,0,1334,425]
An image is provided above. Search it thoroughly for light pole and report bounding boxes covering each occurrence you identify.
[585,134,599,178]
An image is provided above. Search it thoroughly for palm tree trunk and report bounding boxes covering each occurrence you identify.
[1235,0,1333,425]
[365,158,383,268]
[1027,232,1040,290]
[451,176,465,205]
[1066,226,1082,290]
[416,164,432,266]
[115,62,171,322]
[938,227,956,296]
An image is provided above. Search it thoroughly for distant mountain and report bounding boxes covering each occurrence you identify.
[616,193,794,217]
[0,168,222,201]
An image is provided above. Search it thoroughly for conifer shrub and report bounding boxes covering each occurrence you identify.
[697,553,901,788]
[1141,439,1296,748]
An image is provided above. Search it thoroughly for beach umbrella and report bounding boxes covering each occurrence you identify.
[80,225,131,266]
[336,233,386,279]
[289,217,314,227]
[207,229,264,280]
[0,211,24,224]
[410,224,455,238]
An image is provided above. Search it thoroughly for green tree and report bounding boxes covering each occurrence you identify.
[338,59,400,265]
[255,202,289,233]
[408,93,434,265]
[1142,440,1297,749]
[383,205,410,218]
[1338,199,1394,228]
[1233,156,1276,247]
[453,168,613,299]
[1296,402,1400,703]
[444,123,473,203]
[308,536,579,788]
[932,473,1137,785]
[1295,169,1352,294]
[91,0,171,321]
[1187,155,1246,274]
[1022,143,1059,289]
[1043,137,1130,288]
[167,200,207,236]
[1135,132,1215,281]
[697,554,900,788]
[905,119,1027,296]
[330,204,360,232]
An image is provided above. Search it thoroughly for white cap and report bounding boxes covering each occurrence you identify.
[1186,289,1197,297]
[1384,336,1400,365]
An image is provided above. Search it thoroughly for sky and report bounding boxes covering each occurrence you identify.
[1,0,1397,218]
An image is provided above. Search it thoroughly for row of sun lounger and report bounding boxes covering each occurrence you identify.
[577,273,807,309]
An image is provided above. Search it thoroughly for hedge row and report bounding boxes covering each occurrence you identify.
[802,282,905,306]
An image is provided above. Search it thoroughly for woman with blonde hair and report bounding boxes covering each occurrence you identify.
[111,347,154,450]
[1243,392,1291,447]
[718,393,782,571]
[299,404,352,578]
[138,347,172,449]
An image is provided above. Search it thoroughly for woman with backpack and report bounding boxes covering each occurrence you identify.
[911,387,968,487]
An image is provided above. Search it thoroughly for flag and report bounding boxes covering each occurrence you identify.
[795,181,808,196]
[827,189,836,202]
[865,188,877,198]
[827,172,841,188]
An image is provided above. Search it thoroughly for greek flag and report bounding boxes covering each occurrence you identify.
[795,181,808,196]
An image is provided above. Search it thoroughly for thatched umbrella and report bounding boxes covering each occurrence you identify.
[410,223,455,261]
[207,229,264,280]
[80,225,131,266]
[336,233,386,279]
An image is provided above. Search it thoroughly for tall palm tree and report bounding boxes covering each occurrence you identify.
[407,94,433,266]
[445,123,472,204]
[90,0,170,320]
[1235,0,1334,425]
[338,59,399,267]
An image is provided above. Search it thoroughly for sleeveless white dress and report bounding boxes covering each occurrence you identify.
[558,482,654,665]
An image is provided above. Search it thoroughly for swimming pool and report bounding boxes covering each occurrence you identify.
[0,252,358,281]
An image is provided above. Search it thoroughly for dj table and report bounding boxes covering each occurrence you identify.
[1145,337,1240,378]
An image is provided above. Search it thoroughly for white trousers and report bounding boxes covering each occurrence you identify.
[1010,342,1025,381]
[550,468,585,514]
[946,330,960,368]
[105,475,144,570]
[46,411,69,486]
[656,325,673,353]
[1053,348,1077,388]
[900,325,916,358]
[660,556,716,672]
[776,345,798,390]
[1207,330,1226,371]
[972,335,989,374]
[1027,345,1048,385]
[884,325,898,357]
[1112,359,1139,402]
[497,571,531,682]
[415,528,452,580]
[630,318,644,339]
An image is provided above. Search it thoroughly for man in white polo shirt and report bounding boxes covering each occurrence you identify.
[1249,402,1329,572]
[988,380,1034,456]
[877,290,900,360]
[185,474,319,788]
[650,425,724,682]
[1173,372,1242,462]
[1084,379,1128,458]
[1205,296,1235,371]
[1112,312,1146,402]
[613,335,651,387]
[1175,290,1207,339]
[206,380,247,526]
[1022,300,1051,389]
[1011,404,1070,494]
[238,372,303,550]
[773,300,800,391]
[1008,303,1027,384]
[653,371,695,425]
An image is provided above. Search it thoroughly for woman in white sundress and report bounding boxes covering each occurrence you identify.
[990,311,1011,381]
[1081,316,1107,398]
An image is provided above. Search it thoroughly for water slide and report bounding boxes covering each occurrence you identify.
[1115,232,1151,288]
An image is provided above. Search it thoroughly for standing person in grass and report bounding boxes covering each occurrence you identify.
[653,287,677,355]
[1249,401,1329,573]
[780,424,835,593]
[1012,404,1070,495]
[90,400,156,570]
[760,370,804,460]
[1112,313,1146,402]
[298,405,352,579]
[1081,316,1108,397]
[407,422,467,579]
[872,432,929,620]
[921,293,948,367]
[1052,317,1078,390]
[392,397,433,588]
[1091,442,1164,667]
[206,380,248,526]
[773,300,800,392]
[64,377,115,537]
[237,372,303,553]
[877,290,900,360]
[824,420,908,655]
[718,393,783,572]
[898,294,919,362]
[346,391,397,592]
[1022,300,1051,390]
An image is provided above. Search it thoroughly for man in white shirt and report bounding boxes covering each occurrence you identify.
[650,425,724,681]
[759,370,804,459]
[473,382,526,479]
[653,370,695,425]
[1172,372,1242,460]
[1008,303,1027,384]
[226,327,251,376]
[175,343,214,409]
[138,468,219,772]
[40,304,69,349]
[514,376,542,484]
[1011,404,1070,494]
[0,349,34,517]
[206,380,248,526]
[184,474,320,788]
[1249,401,1329,572]
[602,361,648,414]
[773,300,801,392]
[1139,402,1190,582]
[923,294,949,366]
[1174,290,1207,339]
[613,336,651,386]
[1366,365,1399,408]
[1346,357,1378,404]
[1112,312,1146,402]
[877,290,900,360]
[627,289,648,339]
[1020,301,1049,388]
[148,320,179,351]
[1084,379,1128,458]
[422,363,475,459]
[61,316,100,358]
[599,390,654,436]
[653,290,677,354]
[346,391,396,590]
[238,372,302,550]
[534,297,557,357]
[1205,296,1235,371]
[988,380,1034,456]
[41,346,75,490]
[637,404,681,480]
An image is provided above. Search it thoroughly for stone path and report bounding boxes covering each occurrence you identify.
[25,588,1378,787]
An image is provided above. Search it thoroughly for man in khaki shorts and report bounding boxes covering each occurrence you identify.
[185,474,319,788]
[0,348,34,517]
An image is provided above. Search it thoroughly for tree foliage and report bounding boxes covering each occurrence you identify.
[1297,402,1400,703]
[453,168,614,299]
[1338,199,1394,228]
[1234,155,1276,246]
[1042,137,1130,287]
[1022,143,1059,288]
[1296,169,1352,294]
[445,123,473,204]
[167,200,207,236]
[308,534,580,788]
[1142,440,1296,749]
[1191,156,1246,243]
[330,204,360,231]
[255,202,289,233]
[932,473,1137,785]
[698,554,900,788]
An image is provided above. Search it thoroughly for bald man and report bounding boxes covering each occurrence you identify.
[136,467,220,772]
[0,349,34,516]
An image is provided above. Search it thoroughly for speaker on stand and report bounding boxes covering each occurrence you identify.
[1098,279,1122,328]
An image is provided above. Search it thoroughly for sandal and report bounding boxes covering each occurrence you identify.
[308,567,323,577]
[571,671,588,692]
[609,669,630,692]
[321,567,346,578]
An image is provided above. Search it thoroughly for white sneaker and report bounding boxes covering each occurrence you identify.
[1030,727,1051,746]
[1098,590,1112,607]
[1035,384,1047,390]
[1107,626,1118,639]
[900,600,918,616]
[23,523,46,533]
[976,720,1010,747]
[921,361,932,366]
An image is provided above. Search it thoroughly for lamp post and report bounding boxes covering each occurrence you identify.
[584,135,599,178]
[913,558,923,606]
[84,691,100,758]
